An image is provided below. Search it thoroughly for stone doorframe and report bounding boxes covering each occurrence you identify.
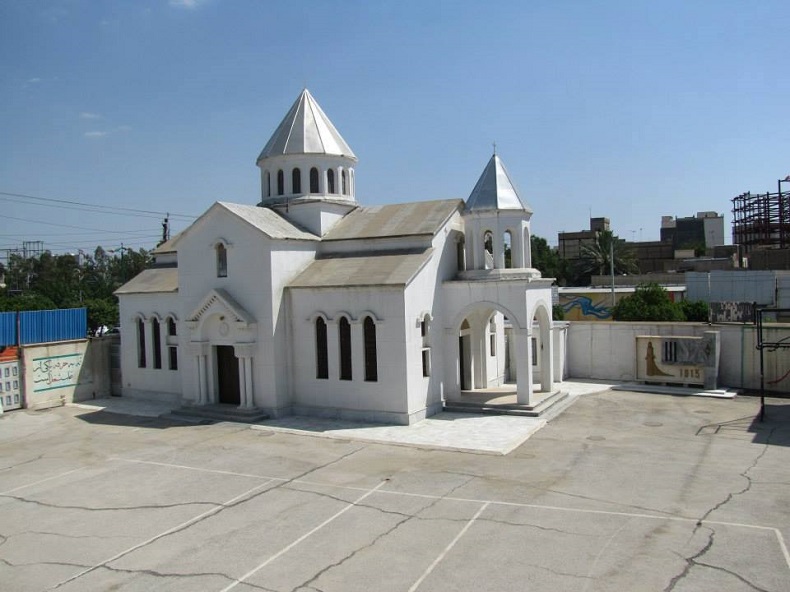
[185,289,258,409]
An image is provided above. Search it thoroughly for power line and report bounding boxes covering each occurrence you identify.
[0,190,198,220]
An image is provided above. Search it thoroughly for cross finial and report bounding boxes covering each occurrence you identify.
[492,141,497,156]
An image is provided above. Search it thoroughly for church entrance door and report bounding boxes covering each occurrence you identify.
[216,345,240,405]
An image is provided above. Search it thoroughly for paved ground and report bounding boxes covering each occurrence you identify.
[1,389,789,591]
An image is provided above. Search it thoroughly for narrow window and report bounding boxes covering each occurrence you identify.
[265,171,271,197]
[484,231,494,269]
[315,317,328,379]
[327,169,335,194]
[167,317,177,370]
[152,318,162,369]
[339,317,352,380]
[363,316,377,382]
[503,231,513,268]
[456,238,466,271]
[216,243,228,277]
[342,170,348,195]
[310,167,319,193]
[292,168,301,194]
[421,316,431,377]
[277,169,284,195]
[489,318,496,356]
[137,318,146,368]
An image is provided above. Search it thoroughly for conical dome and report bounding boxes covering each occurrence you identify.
[466,154,531,213]
[257,89,356,163]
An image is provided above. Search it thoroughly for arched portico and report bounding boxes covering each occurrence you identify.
[445,295,553,406]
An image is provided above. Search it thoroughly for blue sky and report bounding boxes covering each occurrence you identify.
[1,0,788,255]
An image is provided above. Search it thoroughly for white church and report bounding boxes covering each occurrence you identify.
[116,89,563,425]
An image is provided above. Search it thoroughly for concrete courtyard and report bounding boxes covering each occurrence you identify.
[1,389,788,591]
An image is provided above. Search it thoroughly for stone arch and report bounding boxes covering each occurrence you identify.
[528,298,554,393]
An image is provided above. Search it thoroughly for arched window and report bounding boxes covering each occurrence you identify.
[292,168,301,194]
[310,167,319,193]
[342,170,348,195]
[327,169,335,194]
[152,318,162,369]
[216,243,227,277]
[420,315,431,377]
[339,317,351,380]
[315,318,328,379]
[503,230,513,269]
[456,237,466,272]
[488,317,497,356]
[483,231,494,269]
[167,317,178,371]
[363,316,377,382]
[277,170,284,195]
[137,318,146,368]
[265,171,270,198]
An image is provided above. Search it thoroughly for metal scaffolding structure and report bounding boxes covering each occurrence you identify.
[732,189,790,253]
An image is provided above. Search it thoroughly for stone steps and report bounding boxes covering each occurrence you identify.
[164,404,270,424]
[443,389,569,417]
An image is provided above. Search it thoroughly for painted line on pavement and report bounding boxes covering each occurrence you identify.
[0,467,85,496]
[218,481,388,592]
[407,502,490,592]
[49,479,276,590]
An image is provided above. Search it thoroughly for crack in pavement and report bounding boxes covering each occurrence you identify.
[0,453,45,472]
[695,561,770,592]
[0,494,218,513]
[478,516,599,537]
[694,426,776,528]
[99,564,278,591]
[48,444,369,590]
[286,476,474,592]
[0,557,93,570]
[664,527,715,591]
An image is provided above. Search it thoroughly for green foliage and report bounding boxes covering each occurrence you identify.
[531,235,571,285]
[574,230,638,286]
[612,283,685,322]
[84,298,119,335]
[552,304,565,321]
[680,299,709,322]
[0,245,152,327]
[0,293,57,312]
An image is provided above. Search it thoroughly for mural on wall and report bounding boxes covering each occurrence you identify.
[636,334,718,387]
[559,294,615,321]
[32,353,83,392]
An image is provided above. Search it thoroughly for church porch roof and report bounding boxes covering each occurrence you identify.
[114,268,178,295]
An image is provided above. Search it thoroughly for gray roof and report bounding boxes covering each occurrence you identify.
[256,89,357,162]
[323,199,462,241]
[466,154,532,213]
[289,249,433,288]
[114,268,178,295]
[218,202,319,241]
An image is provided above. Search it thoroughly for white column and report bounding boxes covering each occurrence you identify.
[512,230,525,269]
[190,342,209,405]
[206,345,216,403]
[235,344,256,409]
[244,356,253,407]
[515,328,534,405]
[494,231,505,269]
[236,355,248,408]
[327,321,339,379]
[540,322,554,392]
[351,320,364,382]
[472,323,486,389]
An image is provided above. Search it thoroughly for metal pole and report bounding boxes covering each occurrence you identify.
[610,239,615,308]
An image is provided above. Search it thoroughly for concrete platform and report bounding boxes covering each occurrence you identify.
[612,382,738,398]
[66,380,620,455]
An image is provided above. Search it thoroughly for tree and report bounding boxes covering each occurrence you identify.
[531,235,571,284]
[680,299,709,322]
[612,283,685,321]
[575,230,638,286]
[84,297,119,335]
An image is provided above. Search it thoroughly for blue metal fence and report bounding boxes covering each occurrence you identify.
[0,308,87,346]
[0,312,16,346]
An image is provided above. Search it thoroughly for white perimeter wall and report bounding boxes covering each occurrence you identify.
[567,321,790,392]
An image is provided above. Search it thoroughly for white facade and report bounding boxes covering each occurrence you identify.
[115,89,559,424]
